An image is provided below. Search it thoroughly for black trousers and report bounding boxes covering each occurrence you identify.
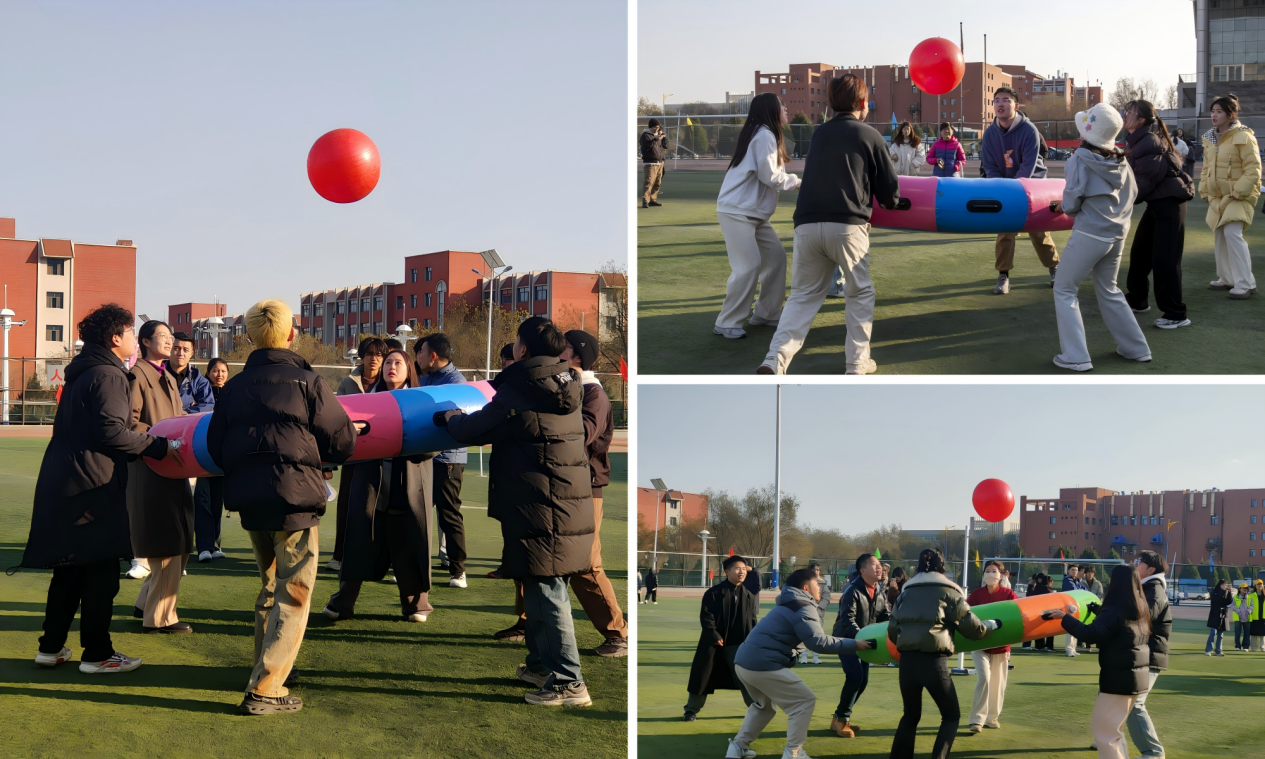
[834,652,870,721]
[332,464,356,562]
[1126,197,1188,320]
[193,477,225,554]
[646,588,657,602]
[39,559,120,663]
[328,511,433,617]
[890,651,959,759]
[433,462,467,576]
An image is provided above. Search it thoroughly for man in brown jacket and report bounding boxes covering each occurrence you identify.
[128,320,196,634]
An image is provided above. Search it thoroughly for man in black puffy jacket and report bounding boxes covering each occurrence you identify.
[206,300,356,716]
[828,553,889,738]
[438,316,595,707]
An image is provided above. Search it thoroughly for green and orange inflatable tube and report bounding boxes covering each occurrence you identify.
[855,590,1100,665]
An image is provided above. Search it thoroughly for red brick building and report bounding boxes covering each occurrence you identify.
[637,487,709,532]
[168,302,226,332]
[299,250,618,349]
[1019,486,1265,566]
[0,217,136,358]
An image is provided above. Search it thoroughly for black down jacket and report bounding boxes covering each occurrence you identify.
[1061,605,1151,695]
[206,349,356,532]
[1141,575,1172,670]
[21,342,168,568]
[442,355,594,578]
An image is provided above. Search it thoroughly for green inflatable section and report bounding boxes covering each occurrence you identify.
[855,589,1100,665]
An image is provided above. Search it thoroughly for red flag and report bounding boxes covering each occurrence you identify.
[1058,550,1064,560]
[619,356,628,382]
[56,385,63,404]
[728,546,734,557]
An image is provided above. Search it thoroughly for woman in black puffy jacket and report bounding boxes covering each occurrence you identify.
[1047,564,1151,759]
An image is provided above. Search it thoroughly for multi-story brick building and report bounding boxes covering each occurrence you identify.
[1019,486,1265,566]
[637,487,709,532]
[0,217,136,358]
[168,302,226,333]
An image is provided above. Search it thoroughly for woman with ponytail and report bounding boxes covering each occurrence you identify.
[1200,94,1259,299]
[713,92,801,339]
[1121,99,1195,329]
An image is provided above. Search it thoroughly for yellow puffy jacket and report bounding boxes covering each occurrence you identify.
[1199,122,1262,230]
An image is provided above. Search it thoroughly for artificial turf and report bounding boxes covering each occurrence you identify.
[0,438,627,759]
[637,594,1260,759]
[637,171,1265,374]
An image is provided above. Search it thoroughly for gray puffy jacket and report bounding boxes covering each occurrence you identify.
[735,586,858,671]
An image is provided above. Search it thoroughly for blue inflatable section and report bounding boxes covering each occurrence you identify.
[392,384,491,457]
[934,178,1030,233]
[191,413,224,476]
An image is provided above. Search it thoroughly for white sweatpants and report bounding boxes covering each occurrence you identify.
[1052,231,1150,364]
[716,212,788,329]
[1091,692,1138,759]
[733,665,817,753]
[1213,221,1257,291]
[764,221,873,373]
[969,650,1009,726]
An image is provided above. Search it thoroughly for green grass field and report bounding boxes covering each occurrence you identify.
[638,595,1261,759]
[638,171,1265,374]
[0,438,627,759]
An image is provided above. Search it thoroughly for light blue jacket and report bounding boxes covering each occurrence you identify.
[735,585,858,672]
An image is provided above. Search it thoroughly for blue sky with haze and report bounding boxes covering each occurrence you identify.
[639,384,1265,533]
[1,1,626,322]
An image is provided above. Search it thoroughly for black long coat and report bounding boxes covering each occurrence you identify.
[21,343,166,568]
[340,454,434,590]
[687,581,759,695]
[1208,586,1234,631]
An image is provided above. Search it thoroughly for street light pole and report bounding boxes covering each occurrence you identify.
[2,285,30,425]
[699,529,711,587]
[651,478,668,572]
[772,384,781,589]
[474,249,508,382]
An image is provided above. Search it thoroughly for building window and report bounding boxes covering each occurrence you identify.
[314,304,323,316]
[373,321,383,334]
[780,88,786,95]
[359,298,368,312]
[1213,65,1243,82]
[425,267,433,281]
[1253,549,1258,558]
[1212,515,1219,525]
[1251,533,1257,541]
[501,290,512,304]
[46,324,64,342]
[374,297,383,311]
[1049,532,1056,539]
[1084,516,1090,525]
[347,299,357,313]
[301,304,311,317]
[1253,500,1258,508]
[396,295,404,310]
[424,293,432,307]
[1129,515,1136,525]
[669,517,678,527]
[1049,516,1056,524]
[518,286,530,302]
[49,291,67,307]
[535,285,548,301]
[1253,516,1258,524]
[336,325,345,339]
[46,260,65,275]
[410,268,418,283]
[423,318,431,328]
[408,294,416,308]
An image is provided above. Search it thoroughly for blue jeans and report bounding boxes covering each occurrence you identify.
[523,576,583,686]
[1206,627,1225,654]
[827,264,847,296]
[1234,620,1248,649]
[1124,668,1164,758]
[833,653,869,721]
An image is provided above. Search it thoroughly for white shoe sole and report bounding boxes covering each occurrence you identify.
[1053,357,1092,372]
[80,658,141,674]
[524,692,592,706]
[407,614,428,623]
[322,606,340,620]
[35,647,72,667]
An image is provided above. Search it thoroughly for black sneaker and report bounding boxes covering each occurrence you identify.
[143,621,193,634]
[648,201,662,207]
[641,201,649,209]
[239,692,303,715]
[132,606,144,619]
[682,711,697,722]
[493,623,527,642]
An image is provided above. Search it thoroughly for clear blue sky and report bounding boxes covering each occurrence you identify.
[639,0,1194,105]
[0,1,627,321]
[639,384,1265,533]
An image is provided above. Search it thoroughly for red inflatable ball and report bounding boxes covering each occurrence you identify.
[307,128,381,203]
[972,478,1015,523]
[909,37,965,95]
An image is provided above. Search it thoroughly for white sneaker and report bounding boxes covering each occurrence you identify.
[322,605,341,620]
[182,570,187,576]
[755,360,781,375]
[383,574,397,584]
[846,358,877,375]
[211,550,226,559]
[1208,279,1233,290]
[1053,355,1093,372]
[1154,317,1191,329]
[1066,651,1079,657]
[125,561,150,580]
[35,646,72,667]
[449,574,468,588]
[748,314,779,327]
[1228,287,1254,299]
[80,651,142,674]
[781,747,813,759]
[407,613,428,623]
[1116,348,1152,362]
[713,326,747,339]
[726,739,757,759]
[969,724,983,733]
[326,559,341,571]
[198,551,213,562]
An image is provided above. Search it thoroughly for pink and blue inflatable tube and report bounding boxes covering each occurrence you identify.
[869,176,1073,234]
[144,381,496,479]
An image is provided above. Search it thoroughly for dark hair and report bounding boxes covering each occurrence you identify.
[993,85,1019,103]
[648,118,660,129]
[77,303,133,348]
[206,357,228,375]
[786,567,819,591]
[370,349,419,391]
[1084,565,1096,575]
[1173,127,1185,139]
[1079,139,1126,162]
[171,330,194,346]
[137,320,170,359]
[828,72,869,113]
[1211,93,1240,118]
[1123,99,1178,157]
[416,332,453,361]
[499,342,515,361]
[723,555,749,571]
[892,121,921,147]
[517,316,566,358]
[1137,550,1168,575]
[358,336,388,360]
[729,93,790,171]
[1102,564,1151,637]
[917,548,946,575]
[855,553,876,572]
[938,121,953,133]
[384,338,404,352]
[891,566,907,580]
[984,560,1004,572]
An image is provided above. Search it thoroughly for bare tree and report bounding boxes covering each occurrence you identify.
[1108,77,1160,111]
[637,96,663,116]
[703,485,802,560]
[1163,84,1178,111]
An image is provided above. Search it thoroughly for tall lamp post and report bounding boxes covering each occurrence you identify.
[2,286,30,425]
[772,384,782,588]
[475,248,509,381]
[650,478,668,571]
[204,315,227,359]
[395,322,417,352]
[698,529,711,587]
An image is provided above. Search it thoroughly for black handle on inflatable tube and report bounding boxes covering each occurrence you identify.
[966,199,1003,213]
[895,198,912,211]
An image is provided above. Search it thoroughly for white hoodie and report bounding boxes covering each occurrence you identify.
[716,126,801,220]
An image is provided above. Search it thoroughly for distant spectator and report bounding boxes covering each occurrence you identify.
[640,118,668,208]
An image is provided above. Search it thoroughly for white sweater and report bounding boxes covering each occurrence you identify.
[890,141,926,176]
[717,126,801,219]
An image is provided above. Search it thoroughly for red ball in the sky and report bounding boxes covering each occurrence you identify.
[909,38,965,95]
[972,478,1015,523]
[307,128,381,203]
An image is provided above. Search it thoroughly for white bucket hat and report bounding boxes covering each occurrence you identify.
[1074,103,1123,150]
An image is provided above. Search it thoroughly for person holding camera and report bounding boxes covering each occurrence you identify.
[640,118,668,208]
